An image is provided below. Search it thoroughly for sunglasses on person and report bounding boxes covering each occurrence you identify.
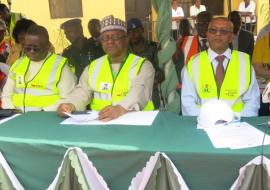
[208,28,233,35]
[23,46,42,53]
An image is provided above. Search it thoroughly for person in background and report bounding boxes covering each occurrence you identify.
[6,18,36,65]
[1,25,76,112]
[189,0,206,19]
[0,19,11,63]
[87,18,105,58]
[177,18,192,40]
[173,11,213,70]
[61,18,98,78]
[127,17,164,109]
[228,11,254,59]
[0,3,23,43]
[57,15,155,121]
[181,17,260,116]
[171,0,184,40]
[252,26,270,116]
[238,0,256,33]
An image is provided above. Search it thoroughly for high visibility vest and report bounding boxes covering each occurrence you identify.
[88,53,154,111]
[187,50,251,112]
[10,53,67,111]
[181,35,199,64]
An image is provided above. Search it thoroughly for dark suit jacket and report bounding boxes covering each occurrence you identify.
[232,29,254,59]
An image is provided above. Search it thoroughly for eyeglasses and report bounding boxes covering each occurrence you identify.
[208,28,233,35]
[23,46,42,53]
[99,35,127,42]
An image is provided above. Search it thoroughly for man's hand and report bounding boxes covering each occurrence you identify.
[57,103,76,117]
[98,105,127,122]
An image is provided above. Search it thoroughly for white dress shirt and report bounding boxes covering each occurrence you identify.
[171,6,184,30]
[190,4,206,17]
[181,48,260,116]
[238,0,256,23]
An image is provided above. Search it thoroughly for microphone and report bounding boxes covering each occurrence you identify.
[262,82,270,103]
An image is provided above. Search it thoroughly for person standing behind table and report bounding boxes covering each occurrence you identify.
[57,15,155,121]
[228,11,254,59]
[181,17,260,116]
[1,25,76,112]
[171,0,184,40]
[173,11,213,72]
[87,18,105,59]
[61,18,99,79]
[0,3,23,43]
[252,27,270,116]
[238,0,256,33]
[190,0,206,20]
[127,17,164,109]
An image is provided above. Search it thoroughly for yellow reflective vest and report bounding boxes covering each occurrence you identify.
[10,53,67,111]
[187,50,251,112]
[88,53,154,111]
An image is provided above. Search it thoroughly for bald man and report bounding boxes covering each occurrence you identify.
[181,17,260,116]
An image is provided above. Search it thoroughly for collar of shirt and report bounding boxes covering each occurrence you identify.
[207,48,232,72]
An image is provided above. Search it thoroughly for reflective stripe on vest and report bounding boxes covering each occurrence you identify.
[181,35,199,64]
[88,53,154,111]
[187,50,251,112]
[11,53,67,110]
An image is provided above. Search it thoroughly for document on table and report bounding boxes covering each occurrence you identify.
[61,111,159,126]
[203,122,270,149]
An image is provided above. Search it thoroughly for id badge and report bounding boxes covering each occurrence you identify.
[100,82,112,91]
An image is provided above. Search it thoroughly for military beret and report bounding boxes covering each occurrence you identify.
[127,18,143,31]
[61,18,82,30]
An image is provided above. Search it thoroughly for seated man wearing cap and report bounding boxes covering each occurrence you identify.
[1,25,76,112]
[61,18,103,78]
[127,18,164,109]
[58,15,155,121]
[181,17,260,117]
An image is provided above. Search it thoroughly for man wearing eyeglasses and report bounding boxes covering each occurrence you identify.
[181,17,260,116]
[1,25,76,112]
[57,15,155,121]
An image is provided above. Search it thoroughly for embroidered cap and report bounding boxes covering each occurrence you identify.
[0,19,6,31]
[100,15,127,33]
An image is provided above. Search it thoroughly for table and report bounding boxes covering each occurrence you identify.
[0,111,269,190]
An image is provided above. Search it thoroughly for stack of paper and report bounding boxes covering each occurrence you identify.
[61,111,159,126]
[203,122,270,149]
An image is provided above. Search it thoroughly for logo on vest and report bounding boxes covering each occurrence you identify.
[30,83,43,88]
[225,89,237,97]
[202,84,212,93]
[100,82,112,91]
[116,90,128,97]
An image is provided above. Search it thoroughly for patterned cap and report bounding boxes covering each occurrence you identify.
[100,15,127,33]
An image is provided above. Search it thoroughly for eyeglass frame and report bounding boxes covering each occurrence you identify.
[23,46,42,53]
[207,28,233,35]
[99,34,127,42]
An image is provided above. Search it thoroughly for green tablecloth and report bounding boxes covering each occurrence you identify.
[0,111,269,190]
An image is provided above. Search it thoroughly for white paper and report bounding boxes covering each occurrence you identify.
[61,111,159,126]
[203,122,270,149]
[63,111,99,122]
